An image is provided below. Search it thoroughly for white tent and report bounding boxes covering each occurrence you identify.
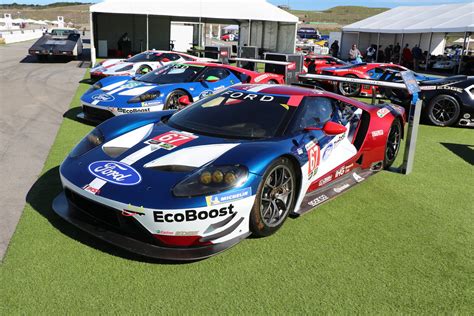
[89,0,299,63]
[340,2,473,72]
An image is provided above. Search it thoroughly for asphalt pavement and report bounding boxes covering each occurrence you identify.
[0,39,87,261]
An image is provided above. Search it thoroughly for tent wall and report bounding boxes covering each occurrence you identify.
[276,23,296,53]
[340,32,357,58]
[148,16,171,50]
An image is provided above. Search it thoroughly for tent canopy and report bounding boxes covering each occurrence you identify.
[343,2,474,34]
[90,0,298,23]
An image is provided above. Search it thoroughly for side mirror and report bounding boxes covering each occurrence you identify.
[239,73,250,83]
[205,76,220,83]
[178,95,191,106]
[304,121,347,135]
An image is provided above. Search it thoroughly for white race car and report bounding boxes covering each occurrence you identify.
[90,50,205,80]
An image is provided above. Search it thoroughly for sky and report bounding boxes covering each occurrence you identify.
[1,0,472,10]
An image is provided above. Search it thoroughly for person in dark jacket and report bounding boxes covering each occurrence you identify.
[330,40,339,57]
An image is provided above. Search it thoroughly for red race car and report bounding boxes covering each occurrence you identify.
[303,55,348,73]
[315,63,407,97]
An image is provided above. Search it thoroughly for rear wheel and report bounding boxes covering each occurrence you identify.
[426,94,460,127]
[164,90,188,110]
[338,75,361,97]
[250,157,296,237]
[383,119,402,169]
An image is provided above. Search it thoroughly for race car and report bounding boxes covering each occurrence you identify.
[381,72,474,127]
[89,50,203,80]
[28,28,83,60]
[303,55,348,73]
[53,84,405,260]
[220,33,238,41]
[80,62,285,122]
[313,63,409,97]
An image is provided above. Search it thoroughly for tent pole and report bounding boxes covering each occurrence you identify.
[418,33,422,47]
[399,33,404,64]
[426,32,433,71]
[376,32,380,62]
[146,14,149,50]
[356,32,360,48]
[89,11,96,64]
[248,19,251,46]
[458,31,468,74]
[339,31,344,58]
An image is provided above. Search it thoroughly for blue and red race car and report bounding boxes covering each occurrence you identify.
[80,62,285,122]
[54,84,405,260]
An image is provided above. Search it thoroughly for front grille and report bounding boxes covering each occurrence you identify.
[83,105,114,120]
[65,189,156,244]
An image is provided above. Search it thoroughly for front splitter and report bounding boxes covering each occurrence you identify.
[52,192,250,261]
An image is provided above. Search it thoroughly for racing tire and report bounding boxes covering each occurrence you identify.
[136,65,152,76]
[383,119,402,169]
[425,94,460,127]
[338,75,361,97]
[164,90,188,110]
[250,157,296,237]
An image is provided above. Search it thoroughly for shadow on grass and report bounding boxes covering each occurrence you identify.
[63,107,97,127]
[26,166,184,264]
[440,142,474,165]
[79,78,94,85]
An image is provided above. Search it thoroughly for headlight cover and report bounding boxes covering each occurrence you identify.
[173,165,248,197]
[115,64,133,72]
[128,91,160,103]
[69,128,104,158]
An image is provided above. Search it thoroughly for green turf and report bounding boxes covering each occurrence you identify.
[1,74,473,314]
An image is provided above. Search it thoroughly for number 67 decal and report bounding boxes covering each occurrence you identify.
[145,131,198,150]
[305,140,320,180]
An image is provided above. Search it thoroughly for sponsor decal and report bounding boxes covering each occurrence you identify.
[222,91,275,102]
[353,172,365,183]
[92,93,115,102]
[153,204,235,223]
[318,175,333,186]
[254,74,270,83]
[156,229,174,235]
[305,140,320,180]
[371,130,384,138]
[88,161,142,186]
[116,107,151,114]
[308,194,329,207]
[155,230,200,236]
[333,183,350,193]
[145,130,198,150]
[377,107,391,118]
[206,187,252,206]
[287,62,296,71]
[333,134,344,145]
[141,100,163,107]
[82,184,100,195]
[335,163,353,178]
[322,143,334,160]
[437,85,463,93]
[199,90,214,99]
[297,148,304,155]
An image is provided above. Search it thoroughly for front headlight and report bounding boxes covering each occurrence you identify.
[86,81,102,94]
[173,165,248,197]
[116,65,133,72]
[127,92,160,103]
[69,128,104,158]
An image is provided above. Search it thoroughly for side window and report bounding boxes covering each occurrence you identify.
[202,68,230,81]
[166,53,181,61]
[180,54,196,61]
[293,97,335,131]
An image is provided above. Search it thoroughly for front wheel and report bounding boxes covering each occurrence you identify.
[426,94,460,127]
[250,157,296,237]
[383,119,402,169]
[164,90,188,110]
[338,75,361,97]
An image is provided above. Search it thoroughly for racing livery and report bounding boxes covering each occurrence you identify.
[303,55,348,73]
[89,50,203,80]
[54,84,405,260]
[80,62,285,122]
[381,72,474,127]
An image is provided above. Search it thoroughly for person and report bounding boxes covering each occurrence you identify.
[412,44,423,71]
[117,32,131,57]
[377,45,385,62]
[394,42,401,55]
[330,40,339,58]
[307,58,316,73]
[384,45,393,62]
[402,43,413,67]
[349,44,361,62]
[366,44,376,62]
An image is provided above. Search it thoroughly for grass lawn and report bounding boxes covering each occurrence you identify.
[1,74,473,314]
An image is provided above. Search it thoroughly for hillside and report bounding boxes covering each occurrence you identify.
[0,4,90,27]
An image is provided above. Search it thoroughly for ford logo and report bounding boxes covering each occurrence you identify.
[92,93,114,102]
[322,143,333,160]
[88,161,141,186]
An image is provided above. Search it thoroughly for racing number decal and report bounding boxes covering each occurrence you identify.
[145,131,198,150]
[305,141,320,180]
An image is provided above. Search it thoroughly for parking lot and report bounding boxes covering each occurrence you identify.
[0,39,87,259]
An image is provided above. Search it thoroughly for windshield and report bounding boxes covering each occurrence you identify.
[50,29,74,36]
[137,64,204,84]
[168,89,295,139]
